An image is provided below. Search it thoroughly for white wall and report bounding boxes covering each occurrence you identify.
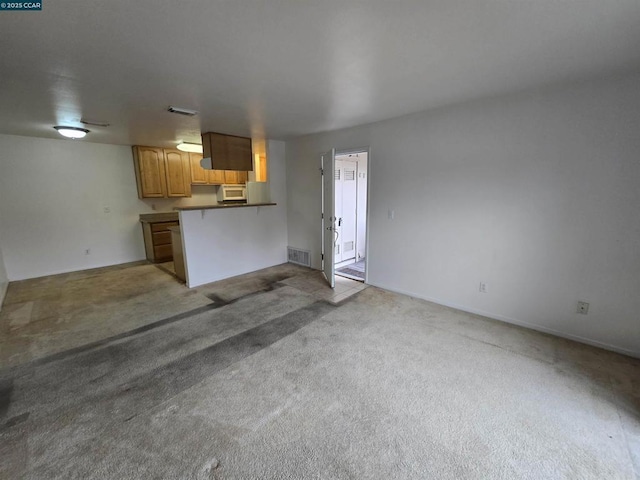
[0,244,8,310]
[181,140,288,287]
[138,184,222,212]
[0,134,220,281]
[286,73,640,357]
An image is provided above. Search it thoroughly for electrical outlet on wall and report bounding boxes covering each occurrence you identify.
[577,301,589,314]
[479,282,488,293]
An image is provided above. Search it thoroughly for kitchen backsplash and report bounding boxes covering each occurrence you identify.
[139,184,220,212]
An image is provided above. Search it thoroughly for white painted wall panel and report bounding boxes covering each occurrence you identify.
[0,134,149,280]
[180,206,287,287]
[285,74,640,357]
[0,134,237,281]
[181,140,288,287]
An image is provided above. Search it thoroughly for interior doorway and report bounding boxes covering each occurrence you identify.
[321,147,369,288]
[334,150,368,282]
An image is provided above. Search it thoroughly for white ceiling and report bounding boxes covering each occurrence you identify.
[1,0,640,147]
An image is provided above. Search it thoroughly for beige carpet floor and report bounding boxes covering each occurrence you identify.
[0,263,638,479]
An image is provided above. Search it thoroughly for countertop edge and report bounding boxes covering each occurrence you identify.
[174,202,277,211]
[139,212,180,223]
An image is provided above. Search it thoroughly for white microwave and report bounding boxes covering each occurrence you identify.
[217,184,247,202]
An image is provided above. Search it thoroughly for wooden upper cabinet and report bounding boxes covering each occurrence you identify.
[188,149,246,185]
[226,135,252,171]
[189,152,207,184]
[202,132,253,171]
[164,149,192,197]
[208,169,225,185]
[220,170,247,184]
[133,146,192,198]
[188,152,236,185]
[223,170,238,184]
[133,146,167,198]
[237,171,248,184]
[205,133,227,169]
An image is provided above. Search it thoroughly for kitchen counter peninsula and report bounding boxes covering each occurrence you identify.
[173,202,276,211]
[176,201,286,287]
[139,212,179,223]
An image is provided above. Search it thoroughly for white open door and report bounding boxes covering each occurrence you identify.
[321,149,336,288]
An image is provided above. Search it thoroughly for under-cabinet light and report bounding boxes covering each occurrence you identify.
[176,142,203,153]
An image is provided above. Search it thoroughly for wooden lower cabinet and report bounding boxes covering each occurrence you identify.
[142,220,179,262]
[169,226,186,282]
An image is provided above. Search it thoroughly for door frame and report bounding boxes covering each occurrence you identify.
[321,149,336,288]
[334,146,371,284]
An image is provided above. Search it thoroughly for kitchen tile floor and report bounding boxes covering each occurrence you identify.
[279,270,368,305]
[156,261,177,277]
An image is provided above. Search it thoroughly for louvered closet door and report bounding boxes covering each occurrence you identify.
[334,160,344,263]
[334,159,358,264]
[339,160,357,263]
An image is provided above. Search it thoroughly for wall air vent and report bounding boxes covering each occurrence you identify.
[287,246,311,267]
[167,106,198,116]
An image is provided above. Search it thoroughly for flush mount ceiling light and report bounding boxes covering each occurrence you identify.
[54,126,89,139]
[176,142,203,153]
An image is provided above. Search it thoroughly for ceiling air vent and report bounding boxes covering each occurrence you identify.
[167,106,198,116]
[81,119,110,127]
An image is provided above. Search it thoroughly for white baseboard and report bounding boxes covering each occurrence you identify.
[367,280,640,359]
[9,258,148,282]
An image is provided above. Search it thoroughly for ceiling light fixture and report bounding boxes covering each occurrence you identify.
[176,142,203,153]
[54,126,90,139]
